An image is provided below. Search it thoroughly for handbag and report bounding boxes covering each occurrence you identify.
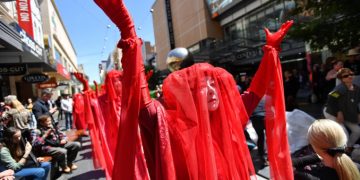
[23,152,40,168]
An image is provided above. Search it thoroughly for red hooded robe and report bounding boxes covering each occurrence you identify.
[94,0,175,179]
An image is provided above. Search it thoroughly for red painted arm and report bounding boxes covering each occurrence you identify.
[74,72,90,92]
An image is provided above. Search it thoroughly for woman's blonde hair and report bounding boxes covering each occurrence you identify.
[308,119,360,180]
[11,99,26,112]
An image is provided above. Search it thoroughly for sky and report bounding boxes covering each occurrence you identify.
[54,0,156,83]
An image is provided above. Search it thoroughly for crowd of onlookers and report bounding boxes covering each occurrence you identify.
[0,89,80,180]
[234,47,360,179]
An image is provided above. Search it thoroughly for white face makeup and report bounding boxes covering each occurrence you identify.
[112,77,122,95]
[206,77,219,111]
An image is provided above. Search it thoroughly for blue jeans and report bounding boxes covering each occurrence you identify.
[15,162,51,180]
[65,112,73,130]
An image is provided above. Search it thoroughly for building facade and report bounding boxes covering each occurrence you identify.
[152,0,223,70]
[0,0,80,102]
[142,41,156,66]
[99,47,122,83]
[40,0,79,95]
[0,0,50,102]
[152,0,307,76]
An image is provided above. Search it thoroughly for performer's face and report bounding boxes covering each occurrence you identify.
[111,77,122,95]
[206,78,219,111]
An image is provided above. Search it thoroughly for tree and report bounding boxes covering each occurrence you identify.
[287,0,360,53]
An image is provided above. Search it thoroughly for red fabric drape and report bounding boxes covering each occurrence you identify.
[90,93,113,179]
[95,0,175,179]
[72,93,86,130]
[82,91,106,169]
[163,63,255,179]
[80,90,113,179]
[99,70,123,156]
[94,0,149,179]
[81,91,105,170]
[248,45,294,180]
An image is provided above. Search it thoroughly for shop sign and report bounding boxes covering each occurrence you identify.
[16,0,34,38]
[235,47,262,60]
[0,64,27,75]
[22,73,49,83]
[56,63,70,80]
[206,0,243,18]
[37,77,57,89]
[15,24,43,58]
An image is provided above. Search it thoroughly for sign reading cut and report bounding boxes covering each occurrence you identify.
[0,64,27,75]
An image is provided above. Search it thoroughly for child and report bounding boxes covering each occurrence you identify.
[33,115,80,173]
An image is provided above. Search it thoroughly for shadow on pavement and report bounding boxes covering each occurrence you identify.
[68,169,105,180]
[79,144,92,151]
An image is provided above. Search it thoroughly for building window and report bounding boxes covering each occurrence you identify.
[54,48,61,63]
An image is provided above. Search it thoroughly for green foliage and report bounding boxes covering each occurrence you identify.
[90,84,102,91]
[287,0,360,53]
[145,64,163,90]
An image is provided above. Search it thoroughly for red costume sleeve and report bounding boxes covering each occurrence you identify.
[248,21,294,179]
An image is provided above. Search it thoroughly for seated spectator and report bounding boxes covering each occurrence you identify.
[3,95,30,130]
[34,115,80,173]
[293,119,360,180]
[0,169,14,180]
[0,127,50,180]
[324,68,360,146]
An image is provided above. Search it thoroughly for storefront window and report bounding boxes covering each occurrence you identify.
[54,48,61,63]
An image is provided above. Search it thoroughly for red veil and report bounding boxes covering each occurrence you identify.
[163,63,255,179]
[74,73,113,179]
[162,21,294,179]
[72,93,86,130]
[99,70,123,156]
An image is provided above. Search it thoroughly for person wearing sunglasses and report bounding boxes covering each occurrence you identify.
[325,68,360,147]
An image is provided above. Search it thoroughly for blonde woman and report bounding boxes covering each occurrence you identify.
[295,119,360,180]
[3,95,30,130]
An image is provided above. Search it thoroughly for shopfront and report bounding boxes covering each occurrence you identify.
[193,0,306,76]
[0,21,57,102]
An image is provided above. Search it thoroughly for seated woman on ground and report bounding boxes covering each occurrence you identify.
[33,115,80,173]
[0,127,50,180]
[293,119,360,180]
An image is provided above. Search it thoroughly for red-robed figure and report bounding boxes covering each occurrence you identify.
[95,0,293,179]
[94,0,175,179]
[73,72,113,179]
[98,70,123,157]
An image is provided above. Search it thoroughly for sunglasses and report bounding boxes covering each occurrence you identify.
[342,73,354,78]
